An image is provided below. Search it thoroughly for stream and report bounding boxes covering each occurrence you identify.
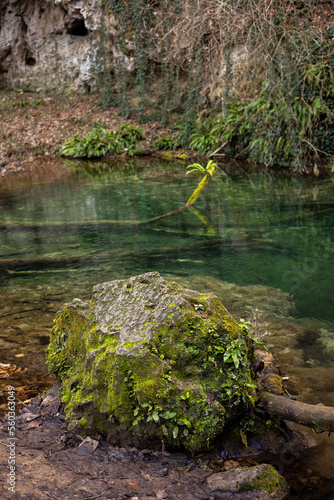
[0,156,333,498]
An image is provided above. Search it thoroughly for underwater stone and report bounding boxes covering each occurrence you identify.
[47,271,257,452]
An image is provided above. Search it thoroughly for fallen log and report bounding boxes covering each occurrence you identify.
[0,238,224,272]
[263,392,334,432]
[1,236,286,273]
[255,350,334,432]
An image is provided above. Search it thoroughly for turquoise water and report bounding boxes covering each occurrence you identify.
[0,157,333,377]
[1,157,333,498]
[1,159,333,323]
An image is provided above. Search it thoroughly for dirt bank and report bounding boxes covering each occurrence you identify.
[0,388,217,499]
[1,91,333,179]
[0,92,173,177]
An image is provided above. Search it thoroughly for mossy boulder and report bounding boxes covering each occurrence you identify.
[46,271,257,453]
[207,464,289,499]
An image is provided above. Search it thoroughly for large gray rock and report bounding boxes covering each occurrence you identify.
[47,272,257,452]
[0,0,118,92]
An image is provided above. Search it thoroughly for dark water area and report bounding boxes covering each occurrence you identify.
[0,157,333,498]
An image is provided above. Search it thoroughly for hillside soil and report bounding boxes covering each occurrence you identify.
[0,92,180,177]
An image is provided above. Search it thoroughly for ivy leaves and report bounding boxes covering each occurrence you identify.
[132,402,188,443]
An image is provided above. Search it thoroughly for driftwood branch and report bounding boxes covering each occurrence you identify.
[255,350,334,432]
[263,392,334,432]
[0,164,216,231]
[186,161,216,205]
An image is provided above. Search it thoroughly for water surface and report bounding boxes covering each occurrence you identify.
[0,158,333,373]
[1,157,334,498]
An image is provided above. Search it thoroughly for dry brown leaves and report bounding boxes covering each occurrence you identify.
[0,94,118,166]
[0,361,56,414]
[312,0,334,29]
[0,92,168,174]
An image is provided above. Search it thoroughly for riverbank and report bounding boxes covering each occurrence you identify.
[1,91,333,179]
[1,380,333,500]
[0,92,178,177]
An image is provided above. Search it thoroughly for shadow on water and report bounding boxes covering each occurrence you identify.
[0,156,334,498]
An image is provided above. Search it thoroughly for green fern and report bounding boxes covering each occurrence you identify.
[154,135,180,150]
[60,123,146,158]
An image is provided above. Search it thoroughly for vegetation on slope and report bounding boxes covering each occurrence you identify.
[96,0,334,171]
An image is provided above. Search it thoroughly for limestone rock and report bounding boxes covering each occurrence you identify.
[0,0,117,92]
[47,271,257,452]
[207,464,289,499]
[0,0,247,100]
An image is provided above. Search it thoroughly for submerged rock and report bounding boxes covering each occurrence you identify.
[47,271,257,452]
[174,275,297,320]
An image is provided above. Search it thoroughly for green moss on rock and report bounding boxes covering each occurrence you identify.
[207,463,289,498]
[46,272,257,452]
[242,464,288,495]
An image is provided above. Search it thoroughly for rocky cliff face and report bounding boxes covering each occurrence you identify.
[0,0,118,93]
[0,0,243,111]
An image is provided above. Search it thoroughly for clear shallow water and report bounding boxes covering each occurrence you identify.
[1,158,333,321]
[1,157,334,498]
[0,157,333,370]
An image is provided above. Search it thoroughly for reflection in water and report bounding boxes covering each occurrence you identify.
[0,159,333,368]
[0,158,333,496]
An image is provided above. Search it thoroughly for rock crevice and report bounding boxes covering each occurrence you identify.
[0,0,116,92]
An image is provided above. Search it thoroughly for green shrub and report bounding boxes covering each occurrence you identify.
[189,26,334,169]
[189,132,217,153]
[154,135,181,150]
[60,124,146,158]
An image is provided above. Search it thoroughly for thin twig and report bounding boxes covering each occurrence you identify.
[300,137,334,159]
[209,141,227,156]
[84,490,108,500]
